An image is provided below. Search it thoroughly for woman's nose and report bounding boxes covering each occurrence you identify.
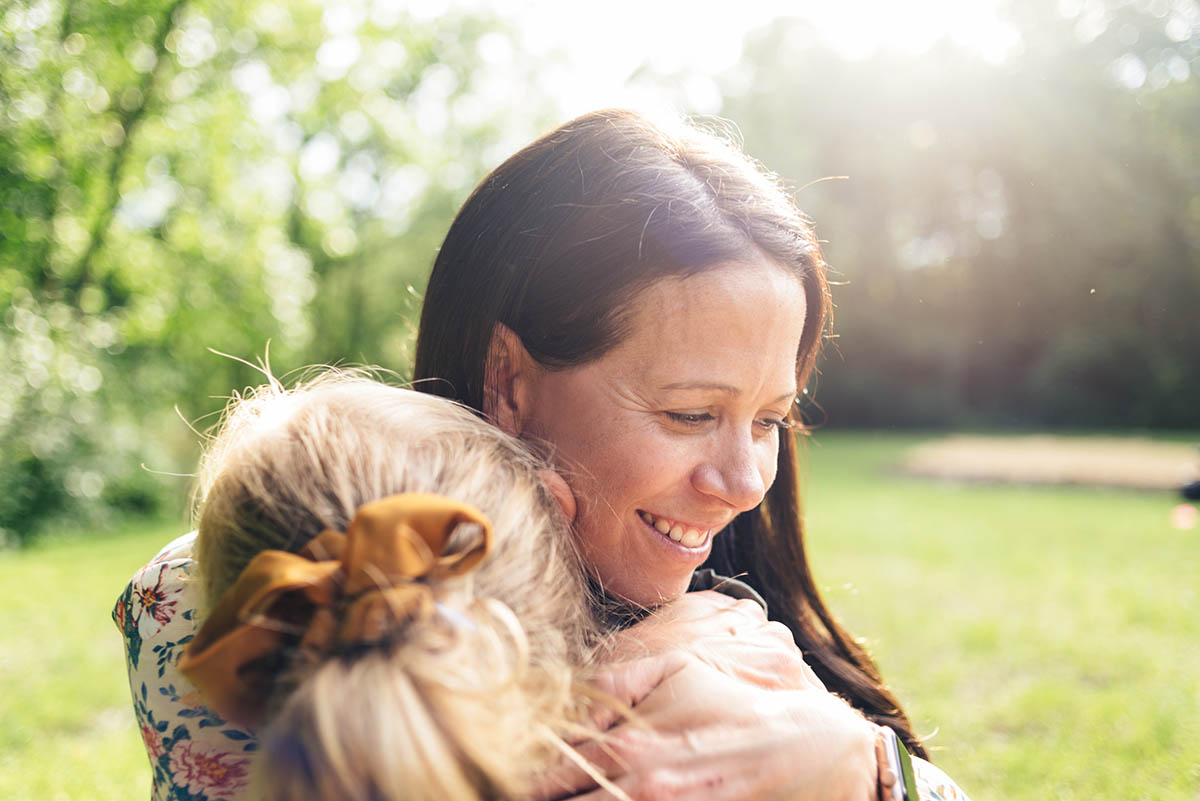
[691,433,771,511]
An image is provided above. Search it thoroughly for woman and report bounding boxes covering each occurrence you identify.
[406,107,972,799]
[414,108,920,747]
[117,108,969,800]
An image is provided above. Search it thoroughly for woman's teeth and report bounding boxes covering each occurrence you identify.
[639,511,709,548]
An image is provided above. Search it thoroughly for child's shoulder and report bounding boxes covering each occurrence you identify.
[113,531,256,801]
[148,530,198,565]
[912,756,973,801]
[114,531,203,656]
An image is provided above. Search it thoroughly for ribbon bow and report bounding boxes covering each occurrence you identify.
[178,492,493,728]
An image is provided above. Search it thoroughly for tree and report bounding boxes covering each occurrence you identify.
[1,0,559,542]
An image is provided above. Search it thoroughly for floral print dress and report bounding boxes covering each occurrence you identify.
[115,532,971,801]
[113,532,255,801]
[912,759,972,801]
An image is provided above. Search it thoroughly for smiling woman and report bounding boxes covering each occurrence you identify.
[494,259,808,605]
[412,108,934,773]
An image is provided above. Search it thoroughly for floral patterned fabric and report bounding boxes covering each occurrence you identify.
[116,532,971,801]
[113,532,256,801]
[913,756,972,801]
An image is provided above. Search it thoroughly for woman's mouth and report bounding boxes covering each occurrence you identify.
[638,510,711,549]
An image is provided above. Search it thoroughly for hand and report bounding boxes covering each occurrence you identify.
[537,649,883,801]
[603,590,826,692]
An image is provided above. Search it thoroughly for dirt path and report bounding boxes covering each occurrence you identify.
[897,435,1199,490]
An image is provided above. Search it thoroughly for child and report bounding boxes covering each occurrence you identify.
[118,373,599,801]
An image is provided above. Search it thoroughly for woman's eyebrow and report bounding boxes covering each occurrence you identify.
[658,382,798,404]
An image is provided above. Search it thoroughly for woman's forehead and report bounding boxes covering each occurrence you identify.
[599,259,807,393]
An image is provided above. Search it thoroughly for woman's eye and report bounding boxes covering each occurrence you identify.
[756,417,793,433]
[665,411,714,426]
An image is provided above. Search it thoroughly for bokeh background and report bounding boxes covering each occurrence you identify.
[2,0,1198,798]
[4,0,1199,541]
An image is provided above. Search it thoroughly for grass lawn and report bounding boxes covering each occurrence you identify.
[0,516,185,801]
[802,432,1200,799]
[1,431,1197,800]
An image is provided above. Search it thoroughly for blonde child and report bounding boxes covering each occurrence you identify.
[120,373,599,801]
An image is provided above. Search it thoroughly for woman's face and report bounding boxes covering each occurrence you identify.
[517,258,808,606]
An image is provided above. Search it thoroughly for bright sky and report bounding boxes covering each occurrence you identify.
[441,0,1021,114]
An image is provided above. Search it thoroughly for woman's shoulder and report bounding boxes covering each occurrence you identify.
[688,567,768,612]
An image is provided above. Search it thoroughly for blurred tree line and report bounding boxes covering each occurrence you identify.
[2,0,1197,543]
[724,0,1200,429]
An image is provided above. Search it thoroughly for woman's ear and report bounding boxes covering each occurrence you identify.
[484,322,537,436]
[537,468,577,524]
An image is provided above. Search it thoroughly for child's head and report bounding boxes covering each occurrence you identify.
[188,372,598,801]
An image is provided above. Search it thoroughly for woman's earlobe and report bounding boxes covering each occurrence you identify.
[538,469,577,524]
[484,322,535,436]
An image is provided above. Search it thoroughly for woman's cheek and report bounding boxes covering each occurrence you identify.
[607,423,675,470]
[759,437,780,491]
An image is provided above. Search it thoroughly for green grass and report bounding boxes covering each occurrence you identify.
[803,432,1200,799]
[0,516,185,801]
[2,433,1197,800]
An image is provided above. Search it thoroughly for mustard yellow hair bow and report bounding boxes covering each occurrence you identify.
[178,492,493,728]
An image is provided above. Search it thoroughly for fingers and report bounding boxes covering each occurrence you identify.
[574,649,696,737]
[538,671,886,801]
[633,592,769,639]
[688,637,824,691]
[561,764,718,801]
[546,656,735,799]
[606,591,775,662]
[603,596,828,696]
[657,591,769,629]
[590,650,693,710]
[652,588,761,617]
[531,719,661,800]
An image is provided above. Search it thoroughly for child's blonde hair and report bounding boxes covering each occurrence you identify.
[192,371,600,801]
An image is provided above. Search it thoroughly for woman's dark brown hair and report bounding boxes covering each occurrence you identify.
[413,108,926,757]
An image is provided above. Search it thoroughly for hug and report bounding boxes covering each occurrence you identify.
[116,109,969,800]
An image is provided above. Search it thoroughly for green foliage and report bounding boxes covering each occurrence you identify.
[720,0,1200,429]
[0,0,559,542]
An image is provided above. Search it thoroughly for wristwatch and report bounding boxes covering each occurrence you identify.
[881,727,921,801]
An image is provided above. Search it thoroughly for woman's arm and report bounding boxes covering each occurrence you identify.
[540,647,884,801]
[601,590,827,691]
[537,591,888,801]
[551,591,971,801]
